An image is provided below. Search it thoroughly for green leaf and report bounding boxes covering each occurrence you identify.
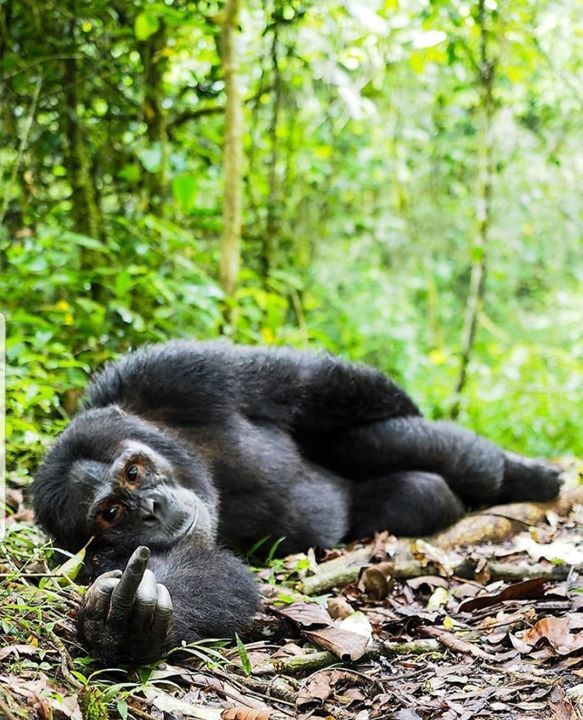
[173,174,198,212]
[235,633,252,676]
[62,232,107,251]
[41,547,86,588]
[135,12,160,41]
[118,163,140,183]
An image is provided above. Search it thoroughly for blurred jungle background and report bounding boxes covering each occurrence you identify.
[1,0,582,487]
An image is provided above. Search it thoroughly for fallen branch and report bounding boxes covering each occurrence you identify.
[233,676,297,705]
[300,548,372,595]
[418,625,491,659]
[430,486,583,549]
[47,630,83,691]
[253,639,440,675]
[299,549,570,596]
[485,561,570,582]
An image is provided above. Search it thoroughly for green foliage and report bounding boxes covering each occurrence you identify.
[135,11,161,41]
[235,633,252,676]
[0,0,581,486]
[80,687,109,720]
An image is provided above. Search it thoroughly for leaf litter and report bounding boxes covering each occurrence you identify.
[2,467,583,719]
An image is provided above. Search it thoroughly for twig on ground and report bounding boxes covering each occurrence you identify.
[47,630,84,690]
[233,675,297,705]
[253,639,440,675]
[128,705,160,720]
[209,668,296,712]
[418,625,491,659]
[300,548,372,595]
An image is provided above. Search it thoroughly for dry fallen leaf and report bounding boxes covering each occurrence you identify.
[427,585,449,610]
[339,611,373,639]
[395,709,423,720]
[297,673,333,707]
[303,625,371,661]
[458,577,548,613]
[512,534,583,565]
[0,645,43,662]
[512,615,583,656]
[275,602,330,628]
[275,600,372,660]
[358,560,395,600]
[222,710,273,720]
[327,596,354,620]
[549,686,578,720]
[143,688,223,719]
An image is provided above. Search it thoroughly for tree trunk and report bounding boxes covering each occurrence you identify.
[451,0,495,419]
[262,2,282,278]
[0,0,42,264]
[138,21,168,214]
[62,21,102,242]
[219,0,244,315]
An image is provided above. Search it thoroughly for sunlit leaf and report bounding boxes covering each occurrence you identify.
[135,11,160,41]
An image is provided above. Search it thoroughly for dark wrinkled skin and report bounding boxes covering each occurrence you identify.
[78,547,172,665]
[33,341,562,665]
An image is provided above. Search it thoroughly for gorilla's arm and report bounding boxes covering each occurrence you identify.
[79,544,259,666]
[83,340,421,430]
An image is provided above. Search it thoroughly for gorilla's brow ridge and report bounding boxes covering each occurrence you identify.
[70,459,111,495]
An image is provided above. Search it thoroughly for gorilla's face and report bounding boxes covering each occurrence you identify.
[33,407,219,553]
[71,440,213,550]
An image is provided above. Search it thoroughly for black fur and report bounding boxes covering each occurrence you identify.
[33,340,562,664]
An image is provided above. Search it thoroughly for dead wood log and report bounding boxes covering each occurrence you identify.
[429,485,583,549]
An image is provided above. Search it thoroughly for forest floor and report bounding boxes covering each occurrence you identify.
[1,460,583,720]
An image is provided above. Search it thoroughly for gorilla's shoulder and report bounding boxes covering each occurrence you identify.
[82,339,316,411]
[82,340,231,409]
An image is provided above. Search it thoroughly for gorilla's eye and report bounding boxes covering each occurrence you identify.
[101,504,122,522]
[125,464,139,482]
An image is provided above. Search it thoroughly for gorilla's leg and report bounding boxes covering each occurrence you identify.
[498,450,561,504]
[349,471,465,537]
[317,417,561,506]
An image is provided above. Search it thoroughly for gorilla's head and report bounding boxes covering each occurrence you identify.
[33,406,218,554]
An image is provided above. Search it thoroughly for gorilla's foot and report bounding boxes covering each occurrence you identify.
[500,451,562,503]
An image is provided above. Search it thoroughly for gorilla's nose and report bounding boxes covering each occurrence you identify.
[139,496,163,523]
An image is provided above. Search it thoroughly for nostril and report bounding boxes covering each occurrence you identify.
[141,497,159,523]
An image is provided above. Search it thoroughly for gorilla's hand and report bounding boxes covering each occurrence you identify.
[79,546,173,665]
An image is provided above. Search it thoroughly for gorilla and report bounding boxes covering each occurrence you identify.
[33,340,561,665]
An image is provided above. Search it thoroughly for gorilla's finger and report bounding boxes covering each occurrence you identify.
[84,571,123,625]
[128,569,158,633]
[108,546,151,624]
[88,569,123,601]
[88,575,121,603]
[150,583,173,642]
[80,571,124,644]
[97,569,123,581]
